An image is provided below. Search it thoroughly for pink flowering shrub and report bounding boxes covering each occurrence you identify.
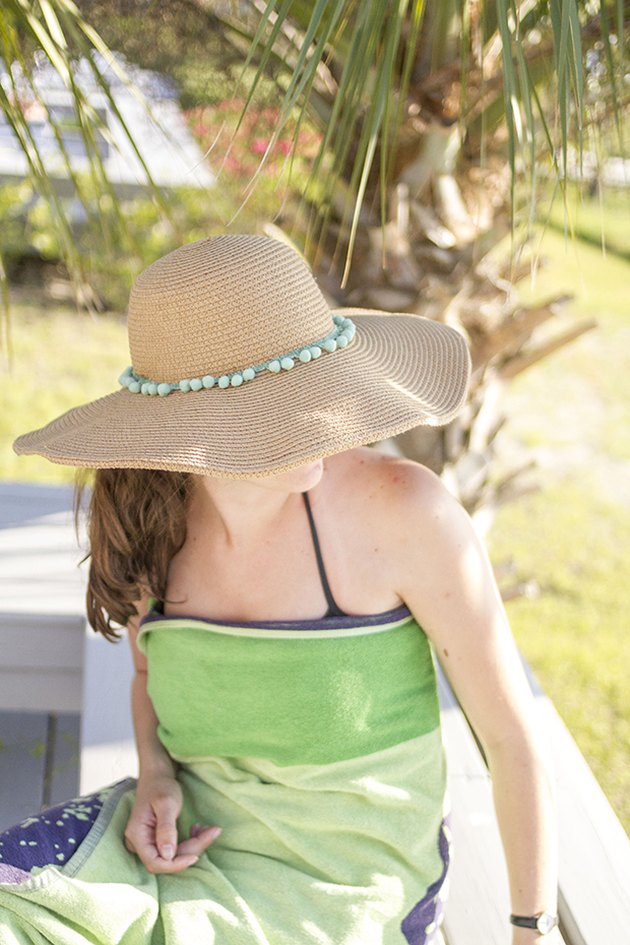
[185,100,320,189]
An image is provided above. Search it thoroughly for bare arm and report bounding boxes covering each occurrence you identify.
[127,605,176,781]
[124,598,221,873]
[389,463,559,945]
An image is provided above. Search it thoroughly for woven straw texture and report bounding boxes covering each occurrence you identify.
[129,235,333,381]
[13,236,471,478]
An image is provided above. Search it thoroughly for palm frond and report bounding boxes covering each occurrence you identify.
[0,0,173,348]
[218,0,428,271]
[2,0,629,323]
[213,0,629,273]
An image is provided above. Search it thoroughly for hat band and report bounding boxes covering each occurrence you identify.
[118,315,356,397]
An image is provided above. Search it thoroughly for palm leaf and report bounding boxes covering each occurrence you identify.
[214,0,628,273]
[2,0,628,333]
[0,0,174,348]
[600,0,625,152]
[0,44,86,294]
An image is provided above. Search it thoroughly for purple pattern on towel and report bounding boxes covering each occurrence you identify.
[400,818,451,944]
[0,788,111,873]
[0,864,31,885]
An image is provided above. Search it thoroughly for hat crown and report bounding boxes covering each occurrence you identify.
[128,235,332,382]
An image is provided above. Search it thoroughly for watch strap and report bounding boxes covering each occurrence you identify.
[510,912,558,934]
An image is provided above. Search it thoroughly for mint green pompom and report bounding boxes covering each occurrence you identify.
[218,375,230,388]
[299,349,312,363]
[268,360,281,373]
[243,367,256,381]
[281,357,295,370]
[157,383,172,397]
[310,346,322,359]
[147,383,158,396]
[323,339,337,353]
[337,335,349,349]
[141,383,150,395]
[190,378,203,391]
[202,375,215,389]
[231,373,244,387]
[128,381,141,394]
[179,379,192,392]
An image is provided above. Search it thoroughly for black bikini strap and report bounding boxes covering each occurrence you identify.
[302,491,347,618]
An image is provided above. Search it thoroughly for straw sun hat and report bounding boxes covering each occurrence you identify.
[13,234,471,478]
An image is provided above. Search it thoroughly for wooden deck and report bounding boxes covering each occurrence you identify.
[0,482,137,799]
[1,481,629,945]
[0,481,83,825]
[0,711,80,826]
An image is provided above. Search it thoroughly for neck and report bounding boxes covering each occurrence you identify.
[190,460,324,547]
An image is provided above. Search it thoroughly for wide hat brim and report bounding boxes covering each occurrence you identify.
[13,309,471,478]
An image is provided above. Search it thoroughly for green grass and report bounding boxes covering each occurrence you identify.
[1,297,128,483]
[490,484,630,831]
[541,184,630,261]
[518,225,630,324]
[511,230,630,461]
[489,226,630,832]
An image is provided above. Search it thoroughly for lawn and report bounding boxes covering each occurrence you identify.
[0,295,128,484]
[543,182,630,262]
[489,227,630,831]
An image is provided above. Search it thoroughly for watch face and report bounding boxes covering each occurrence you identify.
[536,913,557,934]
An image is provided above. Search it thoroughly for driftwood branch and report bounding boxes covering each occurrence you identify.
[500,319,597,379]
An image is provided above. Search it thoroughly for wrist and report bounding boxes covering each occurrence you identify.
[137,754,177,780]
[510,911,559,945]
[512,927,561,945]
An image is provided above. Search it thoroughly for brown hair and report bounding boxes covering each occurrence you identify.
[75,468,193,641]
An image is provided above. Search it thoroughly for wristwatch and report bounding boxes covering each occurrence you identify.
[510,912,559,935]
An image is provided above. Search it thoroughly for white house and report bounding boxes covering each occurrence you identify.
[0,50,214,194]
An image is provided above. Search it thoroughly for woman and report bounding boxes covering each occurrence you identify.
[2,235,559,944]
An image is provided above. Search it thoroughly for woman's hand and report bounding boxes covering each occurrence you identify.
[124,773,222,874]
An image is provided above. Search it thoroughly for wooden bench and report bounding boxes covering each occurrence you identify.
[438,659,630,945]
[0,482,137,797]
[1,481,628,945]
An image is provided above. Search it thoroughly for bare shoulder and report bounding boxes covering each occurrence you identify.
[327,446,459,527]
[326,445,435,489]
[323,446,471,574]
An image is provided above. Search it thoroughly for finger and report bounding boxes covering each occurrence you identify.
[189,822,215,839]
[177,826,222,858]
[125,814,160,858]
[125,826,202,873]
[141,851,199,875]
[153,795,181,861]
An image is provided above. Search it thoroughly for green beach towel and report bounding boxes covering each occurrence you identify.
[0,607,451,945]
